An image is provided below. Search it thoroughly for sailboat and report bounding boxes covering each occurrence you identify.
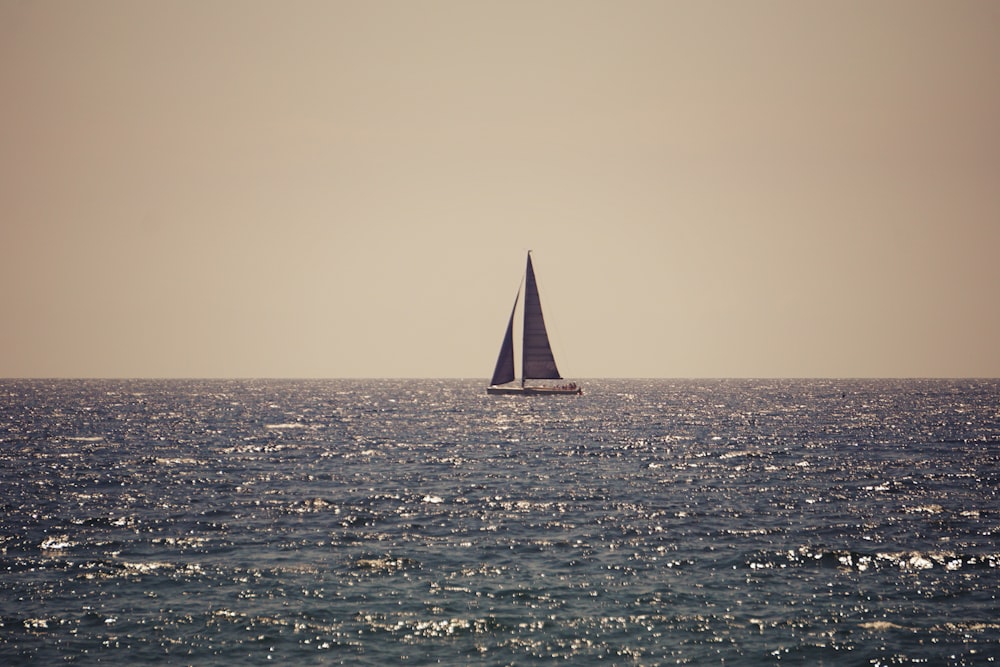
[487,252,582,395]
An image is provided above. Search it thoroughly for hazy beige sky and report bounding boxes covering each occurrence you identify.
[2,0,998,378]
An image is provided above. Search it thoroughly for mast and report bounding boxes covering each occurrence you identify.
[521,252,561,382]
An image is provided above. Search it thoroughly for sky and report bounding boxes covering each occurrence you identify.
[2,0,999,379]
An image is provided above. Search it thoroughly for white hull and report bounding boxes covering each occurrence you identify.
[486,385,582,396]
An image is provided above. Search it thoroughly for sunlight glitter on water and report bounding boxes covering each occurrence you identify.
[1,379,998,665]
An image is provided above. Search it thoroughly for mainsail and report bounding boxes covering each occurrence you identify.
[522,253,561,380]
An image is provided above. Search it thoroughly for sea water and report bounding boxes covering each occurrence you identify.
[1,379,997,665]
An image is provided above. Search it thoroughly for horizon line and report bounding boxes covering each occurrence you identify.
[2,376,998,382]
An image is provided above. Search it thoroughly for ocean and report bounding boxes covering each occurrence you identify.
[1,379,997,665]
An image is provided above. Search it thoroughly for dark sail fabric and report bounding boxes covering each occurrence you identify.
[489,295,517,386]
[522,254,562,380]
